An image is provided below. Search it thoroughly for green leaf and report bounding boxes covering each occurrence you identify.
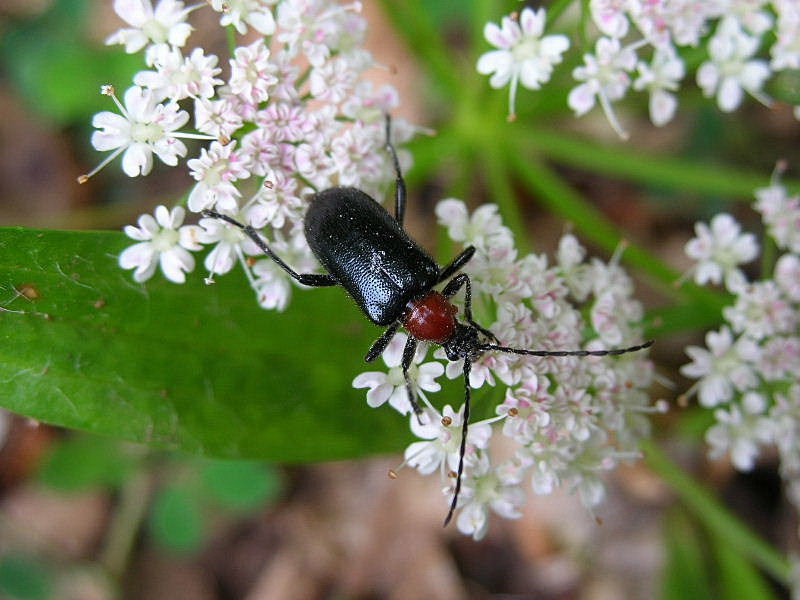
[661,511,714,600]
[0,556,52,600]
[711,530,778,600]
[150,485,203,554]
[0,228,411,461]
[38,433,138,492]
[200,460,281,512]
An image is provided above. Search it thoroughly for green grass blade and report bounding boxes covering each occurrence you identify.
[644,440,791,585]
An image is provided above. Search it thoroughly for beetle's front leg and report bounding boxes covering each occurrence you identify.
[365,322,400,362]
[401,334,424,418]
[441,273,499,344]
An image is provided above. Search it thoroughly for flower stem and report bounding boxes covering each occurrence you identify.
[226,25,237,57]
[99,467,154,581]
[642,439,791,585]
[484,140,529,254]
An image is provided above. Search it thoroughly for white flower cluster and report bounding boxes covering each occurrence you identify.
[353,199,658,540]
[477,2,800,137]
[680,176,800,517]
[90,0,415,310]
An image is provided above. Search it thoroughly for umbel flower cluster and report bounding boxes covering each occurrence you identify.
[87,0,413,308]
[477,2,800,137]
[680,171,800,523]
[354,200,658,539]
[91,0,657,539]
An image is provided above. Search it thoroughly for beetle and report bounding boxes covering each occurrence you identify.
[202,115,653,526]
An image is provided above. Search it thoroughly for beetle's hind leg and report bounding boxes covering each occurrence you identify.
[437,246,476,284]
[384,114,407,227]
[201,210,337,287]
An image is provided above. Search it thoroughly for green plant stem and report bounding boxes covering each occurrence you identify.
[100,468,154,581]
[518,128,786,199]
[508,147,727,313]
[643,440,791,585]
[226,25,237,56]
[548,0,577,27]
[484,142,529,254]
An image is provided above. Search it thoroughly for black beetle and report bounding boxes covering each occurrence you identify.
[202,115,653,526]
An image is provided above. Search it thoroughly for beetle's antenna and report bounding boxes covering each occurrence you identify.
[478,340,654,357]
[444,358,471,527]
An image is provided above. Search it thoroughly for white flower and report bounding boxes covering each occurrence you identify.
[246,171,303,230]
[684,213,758,292]
[251,258,292,312]
[497,378,553,444]
[276,0,365,67]
[681,326,761,407]
[453,454,525,541]
[758,336,800,381]
[210,0,276,35]
[729,0,773,36]
[106,0,194,53]
[706,392,773,470]
[568,36,638,138]
[435,198,512,252]
[135,45,223,100]
[476,7,569,120]
[187,141,251,213]
[250,231,318,311]
[633,47,685,126]
[557,234,592,301]
[119,205,201,283]
[770,0,800,71]
[696,17,771,112]
[402,404,493,476]
[723,281,797,340]
[194,96,244,140]
[754,182,800,253]
[197,213,259,276]
[87,85,190,178]
[229,39,278,104]
[352,333,444,415]
[309,57,358,104]
[590,0,630,38]
[776,254,800,302]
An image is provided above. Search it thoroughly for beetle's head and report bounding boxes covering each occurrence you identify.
[442,323,485,362]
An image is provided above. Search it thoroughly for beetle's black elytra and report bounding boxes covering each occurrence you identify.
[202,114,653,528]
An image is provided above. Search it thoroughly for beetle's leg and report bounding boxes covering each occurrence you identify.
[443,357,470,527]
[441,273,499,344]
[437,246,476,283]
[201,210,337,287]
[401,334,424,417]
[365,322,400,363]
[384,114,407,226]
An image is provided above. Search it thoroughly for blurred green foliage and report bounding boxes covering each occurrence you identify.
[0,0,140,126]
[661,510,777,600]
[0,556,52,600]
